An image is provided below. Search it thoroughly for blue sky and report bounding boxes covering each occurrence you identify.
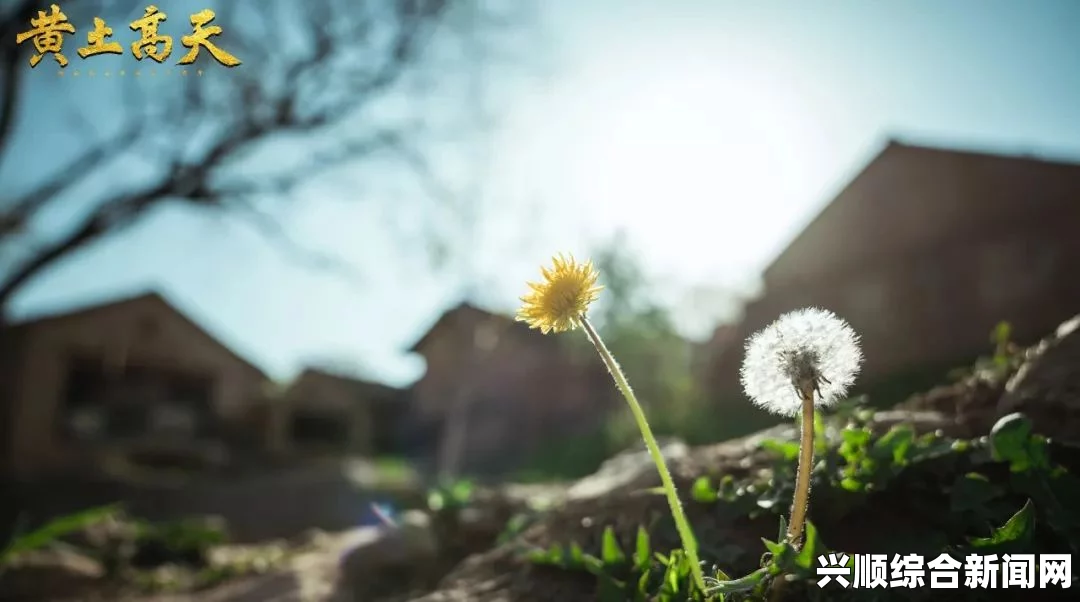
[6,0,1080,386]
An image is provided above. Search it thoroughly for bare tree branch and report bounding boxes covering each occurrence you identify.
[0,0,141,162]
[0,120,145,238]
[0,0,519,314]
[0,0,48,159]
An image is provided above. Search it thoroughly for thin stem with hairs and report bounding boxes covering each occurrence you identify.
[580,315,708,594]
[786,385,816,549]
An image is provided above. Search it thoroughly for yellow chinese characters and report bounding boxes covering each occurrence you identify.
[77,17,122,58]
[15,4,241,69]
[14,4,76,68]
[129,5,173,63]
[179,10,240,66]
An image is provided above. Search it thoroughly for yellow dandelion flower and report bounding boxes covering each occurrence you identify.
[516,253,603,334]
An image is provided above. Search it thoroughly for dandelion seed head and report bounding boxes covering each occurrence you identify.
[740,307,862,416]
[516,253,603,334]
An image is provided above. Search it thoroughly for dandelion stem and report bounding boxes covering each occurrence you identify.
[579,315,708,594]
[786,387,816,549]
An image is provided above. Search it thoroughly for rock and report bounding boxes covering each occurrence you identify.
[79,512,141,549]
[337,510,440,601]
[131,515,228,569]
[405,410,973,602]
[82,526,398,602]
[116,490,541,602]
[898,361,1012,439]
[0,544,105,601]
[900,377,1007,437]
[566,439,688,501]
[998,313,1080,443]
[67,316,1080,602]
[898,312,1080,445]
[74,511,143,575]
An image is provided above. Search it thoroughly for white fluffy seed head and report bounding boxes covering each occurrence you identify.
[739,307,863,417]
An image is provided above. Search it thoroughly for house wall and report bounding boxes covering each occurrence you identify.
[763,146,1080,291]
[0,327,28,475]
[277,372,376,456]
[705,147,1080,403]
[409,309,615,475]
[6,297,268,478]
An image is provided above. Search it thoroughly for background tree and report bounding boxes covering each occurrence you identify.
[512,233,706,481]
[0,0,532,318]
[588,232,701,444]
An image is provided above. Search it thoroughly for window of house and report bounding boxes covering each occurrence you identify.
[108,403,150,438]
[149,402,198,435]
[59,356,215,441]
[291,409,350,448]
[473,320,501,352]
[60,358,115,440]
[67,407,106,440]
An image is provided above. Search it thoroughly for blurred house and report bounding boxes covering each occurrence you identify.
[269,367,406,458]
[700,140,1080,405]
[0,291,273,479]
[405,302,618,476]
[0,291,413,481]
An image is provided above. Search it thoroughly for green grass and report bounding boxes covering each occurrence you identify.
[521,404,1080,601]
[0,503,120,567]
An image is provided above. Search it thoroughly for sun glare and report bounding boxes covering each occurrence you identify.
[562,54,832,286]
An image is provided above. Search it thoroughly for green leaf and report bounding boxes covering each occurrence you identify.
[777,515,787,543]
[1,504,120,564]
[705,568,768,595]
[634,526,650,570]
[794,522,826,572]
[636,570,651,598]
[989,413,1036,472]
[1015,467,1080,554]
[601,526,626,564]
[568,541,585,565]
[675,552,691,580]
[597,575,626,601]
[664,551,681,593]
[970,499,1036,549]
[838,427,871,466]
[450,479,474,504]
[841,428,872,448]
[760,538,785,556]
[873,425,915,465]
[717,475,738,501]
[839,477,864,492]
[950,472,999,514]
[691,477,718,503]
[526,549,549,564]
[991,321,1012,346]
[991,321,1013,367]
[761,439,800,462]
[582,553,606,575]
[527,545,564,566]
[813,410,828,455]
[1027,436,1052,471]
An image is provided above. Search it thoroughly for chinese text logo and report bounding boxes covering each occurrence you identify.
[15,4,240,69]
